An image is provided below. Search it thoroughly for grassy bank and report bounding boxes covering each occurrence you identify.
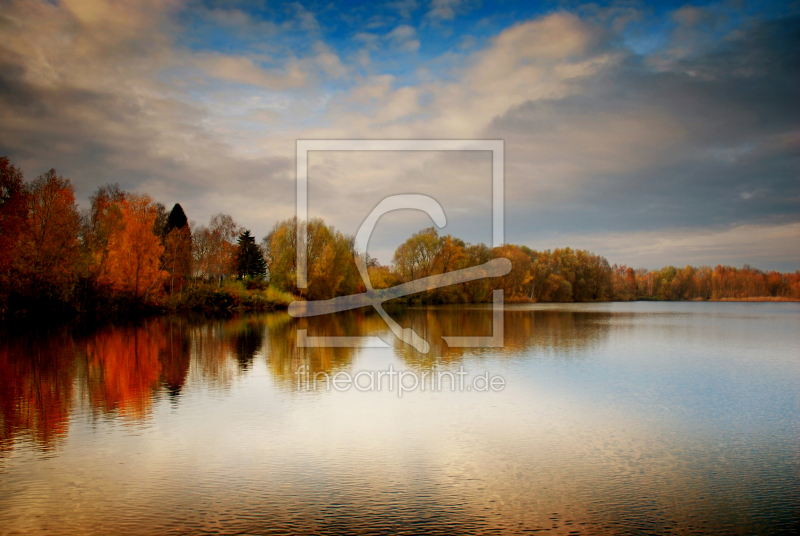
[1,279,297,325]
[163,280,296,313]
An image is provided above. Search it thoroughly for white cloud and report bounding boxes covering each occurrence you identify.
[427,0,462,21]
[194,54,308,89]
[291,2,321,32]
[386,24,421,52]
[374,86,421,123]
[388,0,419,19]
[354,32,380,48]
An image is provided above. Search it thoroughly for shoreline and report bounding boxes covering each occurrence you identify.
[5,296,797,332]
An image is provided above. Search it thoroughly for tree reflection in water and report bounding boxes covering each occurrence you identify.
[0,329,76,452]
[0,306,611,452]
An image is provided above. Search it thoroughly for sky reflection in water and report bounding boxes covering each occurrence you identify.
[0,302,798,534]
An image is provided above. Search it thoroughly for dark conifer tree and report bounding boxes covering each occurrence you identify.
[235,230,267,278]
[165,203,188,233]
[162,203,192,291]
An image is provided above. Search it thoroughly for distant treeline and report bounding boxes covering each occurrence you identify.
[264,220,800,304]
[1,157,798,319]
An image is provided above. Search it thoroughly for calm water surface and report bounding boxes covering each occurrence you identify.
[1,302,799,534]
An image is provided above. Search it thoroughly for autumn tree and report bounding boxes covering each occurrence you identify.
[492,244,532,299]
[100,194,165,301]
[392,227,442,282]
[262,217,297,291]
[161,203,192,296]
[22,169,81,276]
[10,169,82,310]
[0,157,27,275]
[306,218,360,299]
[436,235,467,274]
[459,243,493,302]
[192,213,240,283]
[610,265,637,300]
[426,235,470,302]
[263,217,359,299]
[82,183,127,284]
[367,261,400,289]
[0,158,28,314]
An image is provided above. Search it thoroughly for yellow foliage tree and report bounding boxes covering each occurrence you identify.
[264,217,360,299]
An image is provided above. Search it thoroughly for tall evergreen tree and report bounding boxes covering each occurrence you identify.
[162,203,192,293]
[165,203,188,233]
[235,230,266,278]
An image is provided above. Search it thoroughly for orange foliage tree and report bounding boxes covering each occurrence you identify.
[83,183,127,284]
[492,244,532,299]
[0,157,27,274]
[163,226,193,296]
[20,170,81,288]
[100,194,166,301]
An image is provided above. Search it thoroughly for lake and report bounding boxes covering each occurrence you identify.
[1,302,798,534]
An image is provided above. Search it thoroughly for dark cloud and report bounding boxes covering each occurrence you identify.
[492,16,800,238]
[0,50,295,234]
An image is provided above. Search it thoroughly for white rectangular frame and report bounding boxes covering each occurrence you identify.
[296,139,504,288]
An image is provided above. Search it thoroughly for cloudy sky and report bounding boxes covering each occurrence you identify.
[1,0,798,270]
